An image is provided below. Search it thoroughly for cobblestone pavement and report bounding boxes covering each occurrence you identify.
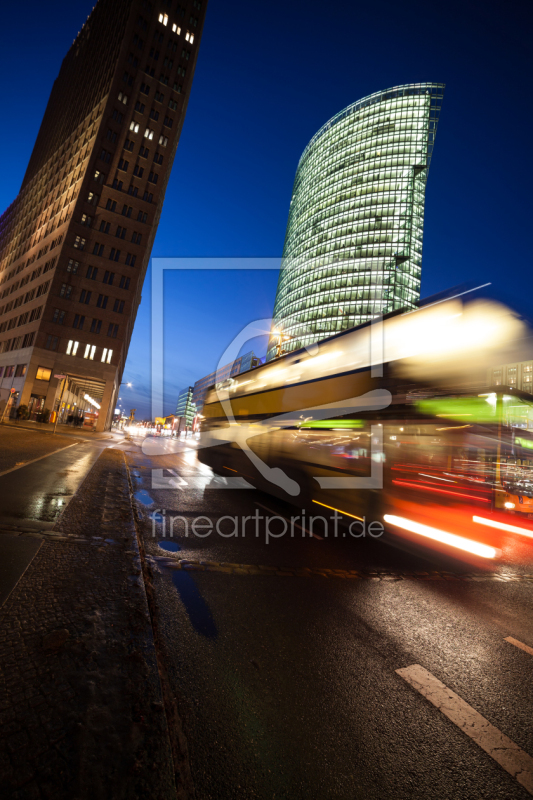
[0,427,79,476]
[0,448,178,800]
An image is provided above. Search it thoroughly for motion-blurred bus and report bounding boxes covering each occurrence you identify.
[199,298,533,563]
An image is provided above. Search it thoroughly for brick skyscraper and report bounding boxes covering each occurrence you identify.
[0,0,206,429]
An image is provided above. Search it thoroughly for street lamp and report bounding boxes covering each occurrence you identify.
[273,329,294,359]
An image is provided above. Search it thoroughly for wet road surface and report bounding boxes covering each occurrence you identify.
[127,434,533,800]
[0,439,112,529]
[0,434,122,608]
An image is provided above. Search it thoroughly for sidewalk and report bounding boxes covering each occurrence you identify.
[1,420,121,441]
[0,448,179,799]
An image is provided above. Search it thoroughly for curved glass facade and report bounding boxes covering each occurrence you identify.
[267,82,444,360]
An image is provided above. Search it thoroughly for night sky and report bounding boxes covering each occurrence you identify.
[1,0,531,418]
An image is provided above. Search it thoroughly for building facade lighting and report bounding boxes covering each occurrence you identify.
[267,83,444,360]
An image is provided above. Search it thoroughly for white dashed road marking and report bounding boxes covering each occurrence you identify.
[505,636,533,657]
[396,664,533,796]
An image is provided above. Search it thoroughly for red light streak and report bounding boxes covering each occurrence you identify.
[392,479,491,502]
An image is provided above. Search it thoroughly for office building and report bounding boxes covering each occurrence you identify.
[176,385,196,428]
[0,0,206,429]
[490,361,533,393]
[267,83,444,360]
[192,351,261,412]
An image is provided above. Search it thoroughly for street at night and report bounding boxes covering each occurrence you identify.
[127,433,533,798]
[1,0,532,797]
[1,419,533,797]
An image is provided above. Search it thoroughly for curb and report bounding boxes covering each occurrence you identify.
[124,456,196,800]
[152,554,533,582]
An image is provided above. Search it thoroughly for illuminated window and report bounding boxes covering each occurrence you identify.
[159,13,168,25]
[144,127,155,140]
[106,349,113,364]
[172,23,181,34]
[35,366,52,381]
[129,121,140,133]
[84,344,96,360]
[66,340,79,356]
[101,348,108,363]
[266,83,445,359]
[159,135,168,147]
[185,31,194,43]
[118,91,128,104]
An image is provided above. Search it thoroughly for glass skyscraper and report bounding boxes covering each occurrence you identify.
[267,82,444,360]
[176,386,197,428]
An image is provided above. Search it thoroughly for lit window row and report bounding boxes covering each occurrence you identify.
[66,340,113,363]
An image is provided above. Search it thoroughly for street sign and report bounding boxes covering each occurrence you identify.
[54,374,67,380]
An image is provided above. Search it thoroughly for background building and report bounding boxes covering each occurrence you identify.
[176,385,196,430]
[267,83,444,360]
[490,361,533,393]
[192,350,261,412]
[0,0,206,429]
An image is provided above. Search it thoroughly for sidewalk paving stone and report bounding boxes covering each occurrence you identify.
[0,448,178,799]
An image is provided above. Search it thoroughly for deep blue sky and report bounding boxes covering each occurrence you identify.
[1,0,531,418]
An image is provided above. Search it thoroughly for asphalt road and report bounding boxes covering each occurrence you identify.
[0,432,120,608]
[127,433,533,800]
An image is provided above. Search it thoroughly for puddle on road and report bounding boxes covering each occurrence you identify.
[171,571,218,639]
[158,540,181,552]
[134,490,154,506]
[21,494,72,522]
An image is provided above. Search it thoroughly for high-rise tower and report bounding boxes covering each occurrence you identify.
[0,0,207,429]
[267,83,444,360]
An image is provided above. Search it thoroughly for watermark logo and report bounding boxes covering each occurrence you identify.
[146,258,391,495]
[151,508,384,543]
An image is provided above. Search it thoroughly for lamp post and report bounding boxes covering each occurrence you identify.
[115,382,132,429]
[273,329,294,359]
[53,375,68,434]
[0,387,17,425]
